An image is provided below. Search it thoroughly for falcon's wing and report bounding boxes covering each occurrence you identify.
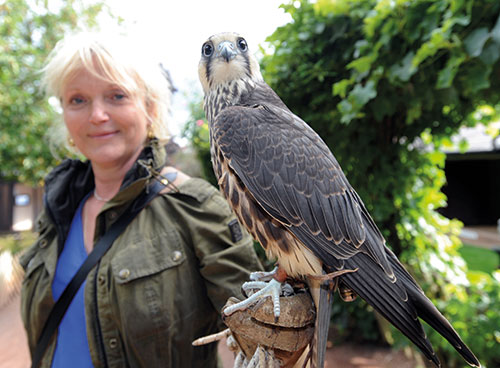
[212,103,392,276]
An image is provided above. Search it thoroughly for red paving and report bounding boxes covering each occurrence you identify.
[0,295,30,368]
[1,294,418,368]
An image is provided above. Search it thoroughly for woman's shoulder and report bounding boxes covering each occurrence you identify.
[158,167,232,217]
[159,166,219,202]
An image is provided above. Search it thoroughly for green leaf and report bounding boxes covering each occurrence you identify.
[464,27,491,57]
[491,13,500,43]
[349,80,377,108]
[347,54,376,74]
[314,0,350,15]
[458,138,469,153]
[406,101,422,125]
[332,78,353,98]
[479,41,500,65]
[485,124,500,138]
[389,51,416,82]
[338,100,357,124]
[461,63,492,95]
[436,54,465,89]
[413,29,451,67]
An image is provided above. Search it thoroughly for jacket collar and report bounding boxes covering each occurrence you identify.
[43,140,166,252]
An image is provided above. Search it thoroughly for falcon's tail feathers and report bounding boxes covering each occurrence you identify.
[389,257,481,367]
[341,253,480,367]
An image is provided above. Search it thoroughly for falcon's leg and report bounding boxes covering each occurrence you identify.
[307,278,333,368]
[306,268,358,368]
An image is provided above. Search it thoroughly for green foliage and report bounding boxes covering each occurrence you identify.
[330,293,381,344]
[258,0,500,366]
[430,271,500,367]
[0,0,109,185]
[181,89,217,186]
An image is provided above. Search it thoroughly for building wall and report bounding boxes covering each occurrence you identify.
[441,153,500,226]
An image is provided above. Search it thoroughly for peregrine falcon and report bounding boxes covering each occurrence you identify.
[198,32,480,368]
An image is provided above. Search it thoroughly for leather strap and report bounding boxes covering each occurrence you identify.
[31,177,167,368]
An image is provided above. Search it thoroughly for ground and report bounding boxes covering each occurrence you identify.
[0,295,30,368]
[0,294,418,368]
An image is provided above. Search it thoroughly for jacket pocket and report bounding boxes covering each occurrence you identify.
[106,229,189,364]
[110,229,185,284]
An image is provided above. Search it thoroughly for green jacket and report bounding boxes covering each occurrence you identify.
[20,143,262,367]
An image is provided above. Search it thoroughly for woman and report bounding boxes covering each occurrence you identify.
[20,31,262,368]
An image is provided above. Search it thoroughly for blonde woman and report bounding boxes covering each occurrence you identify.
[20,31,261,368]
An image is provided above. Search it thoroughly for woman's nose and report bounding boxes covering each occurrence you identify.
[89,100,109,124]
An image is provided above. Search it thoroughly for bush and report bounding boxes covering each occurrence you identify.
[428,271,500,368]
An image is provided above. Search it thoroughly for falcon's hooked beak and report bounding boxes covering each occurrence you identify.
[218,41,237,62]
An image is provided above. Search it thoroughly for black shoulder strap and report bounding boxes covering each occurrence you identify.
[31,178,167,368]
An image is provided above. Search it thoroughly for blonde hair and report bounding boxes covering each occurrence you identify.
[42,31,172,149]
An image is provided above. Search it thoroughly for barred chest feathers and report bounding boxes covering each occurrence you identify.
[212,143,322,279]
[203,78,256,123]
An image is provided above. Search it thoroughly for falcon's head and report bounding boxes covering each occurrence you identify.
[198,32,263,93]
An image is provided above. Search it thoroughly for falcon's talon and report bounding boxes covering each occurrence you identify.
[282,283,294,296]
[242,280,268,297]
[224,278,283,318]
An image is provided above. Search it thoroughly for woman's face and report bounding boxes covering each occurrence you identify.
[61,68,149,170]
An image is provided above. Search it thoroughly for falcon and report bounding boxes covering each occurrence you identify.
[198,32,480,368]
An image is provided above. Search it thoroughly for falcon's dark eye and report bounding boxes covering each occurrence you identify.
[202,42,213,57]
[237,38,248,52]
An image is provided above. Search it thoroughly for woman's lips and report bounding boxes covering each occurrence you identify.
[89,131,118,138]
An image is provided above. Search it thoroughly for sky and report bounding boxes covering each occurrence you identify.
[101,0,293,139]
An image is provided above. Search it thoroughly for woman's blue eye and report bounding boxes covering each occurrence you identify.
[111,92,127,101]
[71,97,84,104]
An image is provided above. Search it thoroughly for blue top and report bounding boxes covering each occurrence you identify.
[51,194,94,367]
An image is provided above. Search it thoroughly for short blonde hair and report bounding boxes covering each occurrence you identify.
[42,31,172,145]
